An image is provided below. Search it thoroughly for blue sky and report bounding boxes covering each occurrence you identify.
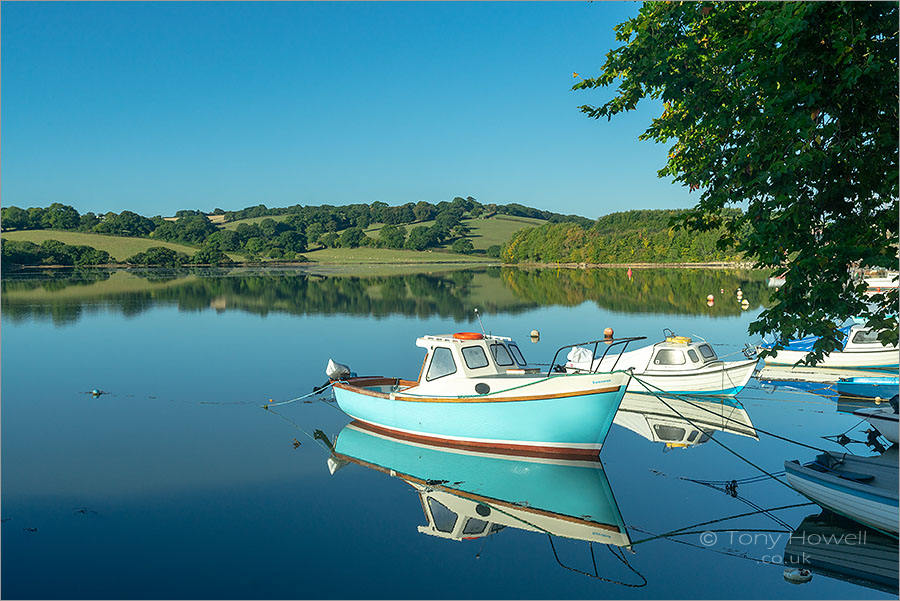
[2,1,696,219]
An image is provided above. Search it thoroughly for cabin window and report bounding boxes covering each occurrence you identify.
[852,329,881,344]
[654,349,686,365]
[462,518,488,535]
[426,347,457,381]
[490,343,514,366]
[698,344,717,359]
[427,498,458,533]
[687,349,700,363]
[508,343,527,366]
[687,430,699,442]
[653,424,686,441]
[462,346,490,369]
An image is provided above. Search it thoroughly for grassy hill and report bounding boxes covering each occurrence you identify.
[2,230,206,261]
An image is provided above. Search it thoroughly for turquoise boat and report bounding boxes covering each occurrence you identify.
[327,420,632,547]
[330,332,639,459]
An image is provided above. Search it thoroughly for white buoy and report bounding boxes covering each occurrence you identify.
[741,299,750,310]
[707,294,715,302]
[530,329,540,338]
[707,299,715,307]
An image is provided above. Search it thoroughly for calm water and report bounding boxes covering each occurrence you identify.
[2,266,896,599]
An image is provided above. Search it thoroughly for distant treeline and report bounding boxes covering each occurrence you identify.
[1,239,237,269]
[0,197,590,264]
[501,209,746,264]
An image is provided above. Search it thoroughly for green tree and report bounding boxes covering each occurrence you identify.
[339,227,365,248]
[125,247,190,267]
[192,245,232,266]
[451,238,475,254]
[405,226,435,251]
[575,1,898,361]
[1,206,29,230]
[378,224,407,249]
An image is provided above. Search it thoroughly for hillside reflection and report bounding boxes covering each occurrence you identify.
[1,266,771,326]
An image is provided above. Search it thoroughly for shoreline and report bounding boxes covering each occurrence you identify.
[3,259,759,272]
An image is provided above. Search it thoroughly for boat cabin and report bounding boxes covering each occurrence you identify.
[644,337,722,372]
[414,333,537,383]
[573,335,724,374]
[843,325,894,352]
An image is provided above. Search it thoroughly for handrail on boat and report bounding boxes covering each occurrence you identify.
[546,336,647,377]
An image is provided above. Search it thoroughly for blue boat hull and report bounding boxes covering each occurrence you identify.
[332,422,629,544]
[332,378,627,458]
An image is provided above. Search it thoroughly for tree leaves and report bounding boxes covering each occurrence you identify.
[575,1,899,361]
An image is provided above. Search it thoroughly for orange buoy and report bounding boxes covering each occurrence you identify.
[453,332,484,340]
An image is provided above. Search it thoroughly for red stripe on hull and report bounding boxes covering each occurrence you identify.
[350,419,602,461]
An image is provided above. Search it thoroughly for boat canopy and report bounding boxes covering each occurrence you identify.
[760,325,852,352]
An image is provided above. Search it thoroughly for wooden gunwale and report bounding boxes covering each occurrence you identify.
[333,377,621,404]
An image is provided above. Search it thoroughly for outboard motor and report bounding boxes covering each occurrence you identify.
[326,358,351,380]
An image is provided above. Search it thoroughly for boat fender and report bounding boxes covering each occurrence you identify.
[453,332,484,340]
[783,568,812,584]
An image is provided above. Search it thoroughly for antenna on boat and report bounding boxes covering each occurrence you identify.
[474,308,487,337]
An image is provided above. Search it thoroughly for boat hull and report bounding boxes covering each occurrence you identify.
[784,458,899,536]
[853,408,900,444]
[332,374,629,459]
[626,359,758,396]
[762,347,899,369]
[834,378,900,401]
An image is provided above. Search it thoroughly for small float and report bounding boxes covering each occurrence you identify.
[759,323,899,369]
[328,332,643,459]
[565,330,758,396]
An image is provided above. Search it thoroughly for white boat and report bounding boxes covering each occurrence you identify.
[864,272,899,293]
[613,392,757,449]
[853,404,899,444]
[565,331,757,396]
[784,447,899,536]
[760,323,899,369]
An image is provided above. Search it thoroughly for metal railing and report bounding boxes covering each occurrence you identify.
[545,336,646,376]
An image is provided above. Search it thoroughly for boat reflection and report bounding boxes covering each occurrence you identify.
[784,511,899,594]
[327,421,631,548]
[613,392,757,449]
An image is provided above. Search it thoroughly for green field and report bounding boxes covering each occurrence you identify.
[2,230,205,261]
[302,247,493,264]
[363,215,544,250]
[458,215,544,250]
